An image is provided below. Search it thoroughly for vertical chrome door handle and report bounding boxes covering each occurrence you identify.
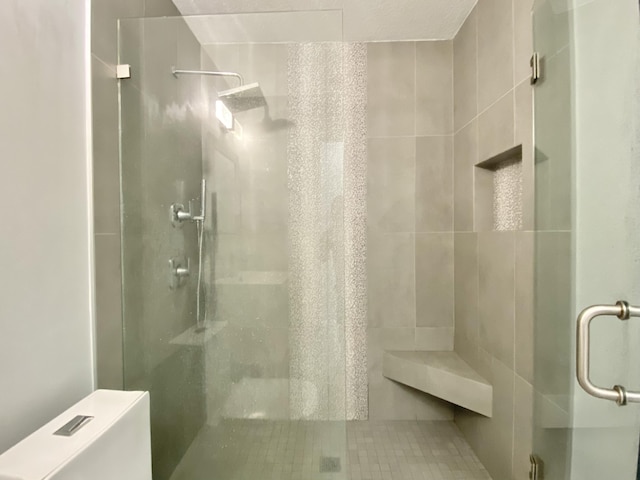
[576,301,640,405]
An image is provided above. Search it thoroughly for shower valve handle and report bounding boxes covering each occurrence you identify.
[170,202,193,226]
[171,199,204,226]
[169,257,190,289]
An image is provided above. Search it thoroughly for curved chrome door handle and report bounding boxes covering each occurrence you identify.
[576,301,640,405]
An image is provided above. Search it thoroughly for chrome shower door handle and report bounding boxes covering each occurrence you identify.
[576,301,640,405]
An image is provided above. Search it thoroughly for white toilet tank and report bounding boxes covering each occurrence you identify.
[0,390,152,480]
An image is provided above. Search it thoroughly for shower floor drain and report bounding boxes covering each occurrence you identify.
[319,456,341,473]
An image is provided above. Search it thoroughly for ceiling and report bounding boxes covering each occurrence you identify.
[171,0,477,42]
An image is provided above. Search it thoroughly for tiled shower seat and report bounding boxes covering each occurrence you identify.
[383,351,493,417]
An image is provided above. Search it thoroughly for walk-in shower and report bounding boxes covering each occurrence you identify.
[117,11,351,480]
[92,1,640,479]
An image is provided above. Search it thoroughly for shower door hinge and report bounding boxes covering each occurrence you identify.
[529,454,543,480]
[530,53,541,85]
[116,64,131,80]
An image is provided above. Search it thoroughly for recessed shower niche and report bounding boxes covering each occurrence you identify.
[474,145,524,231]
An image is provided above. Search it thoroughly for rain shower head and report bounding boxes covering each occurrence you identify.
[171,67,292,133]
[172,67,266,113]
[218,83,267,113]
[219,84,294,134]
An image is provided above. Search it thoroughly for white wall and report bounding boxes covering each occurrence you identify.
[0,0,94,453]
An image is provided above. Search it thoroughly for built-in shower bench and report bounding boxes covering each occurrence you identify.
[382,351,493,417]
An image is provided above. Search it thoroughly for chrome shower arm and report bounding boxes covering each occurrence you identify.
[171,67,244,86]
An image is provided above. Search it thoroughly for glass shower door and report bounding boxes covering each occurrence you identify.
[118,11,349,480]
[532,0,640,478]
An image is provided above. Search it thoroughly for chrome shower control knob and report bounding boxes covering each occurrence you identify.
[169,257,190,289]
[170,203,193,227]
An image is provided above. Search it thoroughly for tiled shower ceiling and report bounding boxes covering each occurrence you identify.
[171,0,477,41]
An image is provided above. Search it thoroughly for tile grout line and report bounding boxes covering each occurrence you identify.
[454,87,515,137]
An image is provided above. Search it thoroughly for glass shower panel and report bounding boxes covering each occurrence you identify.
[118,15,206,480]
[118,11,348,480]
[531,1,574,477]
[532,1,640,478]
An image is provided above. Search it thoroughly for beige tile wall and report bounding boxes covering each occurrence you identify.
[366,41,456,421]
[452,1,535,479]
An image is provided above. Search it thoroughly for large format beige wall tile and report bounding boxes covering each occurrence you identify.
[117,18,144,90]
[366,38,457,423]
[92,0,143,64]
[515,232,534,384]
[535,232,572,399]
[515,80,535,230]
[416,233,454,328]
[367,233,416,328]
[367,137,416,232]
[367,327,415,379]
[92,56,121,235]
[93,78,124,393]
[143,0,180,17]
[454,347,493,443]
[416,136,453,232]
[454,120,478,231]
[454,233,479,364]
[513,375,534,480]
[455,408,483,455]
[415,327,455,351]
[204,43,289,98]
[228,327,289,379]
[416,41,453,135]
[95,234,124,389]
[532,0,570,65]
[475,359,515,480]
[452,1,535,477]
[215,284,289,329]
[141,18,178,109]
[478,92,515,161]
[454,10,478,131]
[473,164,494,232]
[477,0,514,111]
[514,0,535,84]
[367,42,416,137]
[415,394,454,420]
[368,231,415,272]
[369,377,452,420]
[534,48,572,232]
[478,232,516,368]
